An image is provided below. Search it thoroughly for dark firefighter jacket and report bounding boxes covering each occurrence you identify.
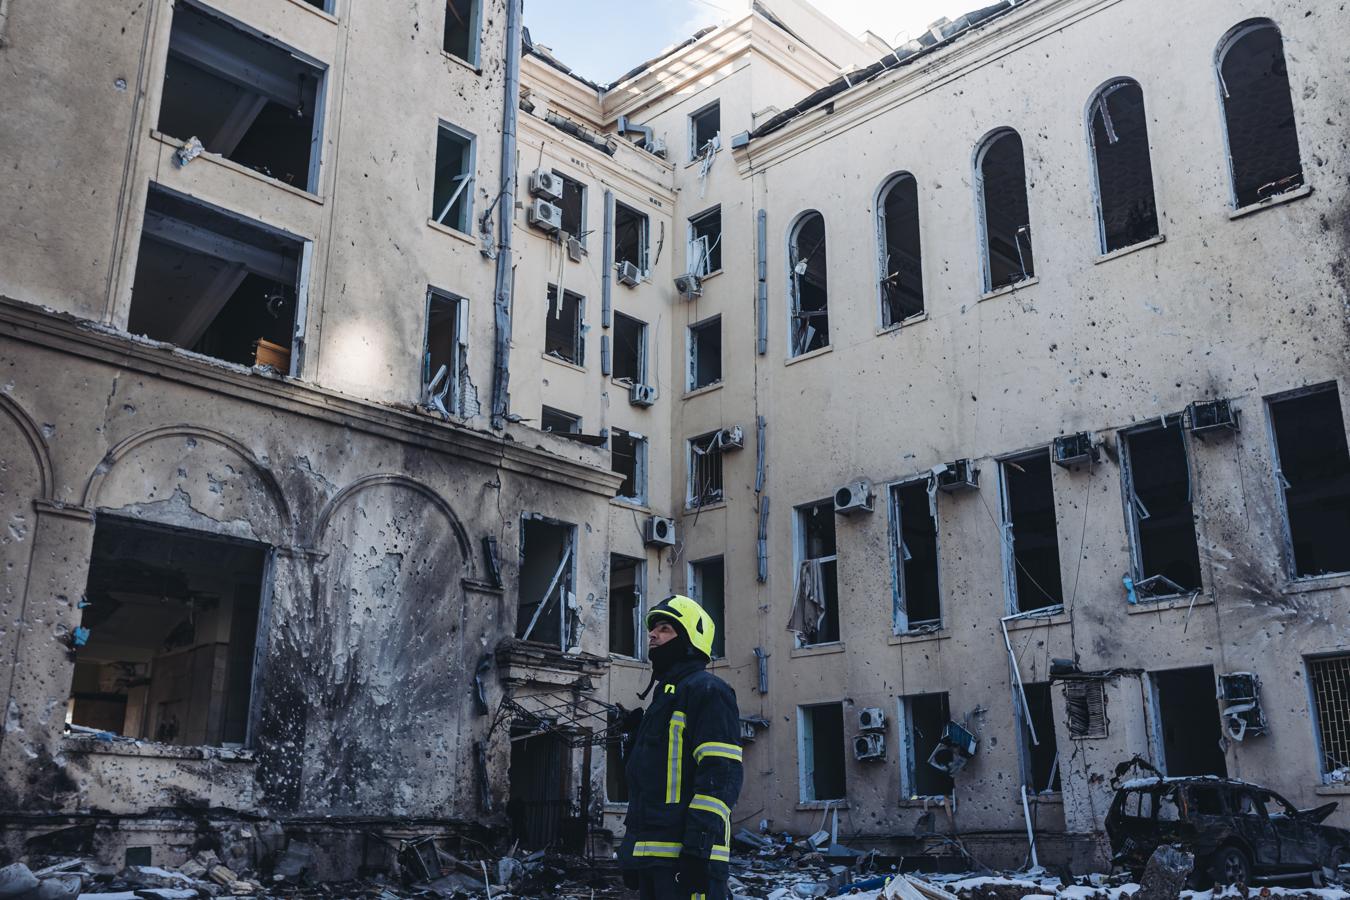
[619,656,744,875]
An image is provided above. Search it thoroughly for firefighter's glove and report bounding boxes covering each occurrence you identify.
[677,852,710,892]
[621,871,640,889]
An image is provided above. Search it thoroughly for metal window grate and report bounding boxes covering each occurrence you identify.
[1064,680,1109,739]
[1311,655,1350,775]
[689,433,724,507]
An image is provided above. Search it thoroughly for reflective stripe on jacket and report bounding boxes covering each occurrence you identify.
[619,657,743,874]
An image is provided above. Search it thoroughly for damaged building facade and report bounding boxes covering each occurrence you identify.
[2,0,1350,878]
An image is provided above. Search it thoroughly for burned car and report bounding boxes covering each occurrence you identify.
[1105,776,1350,885]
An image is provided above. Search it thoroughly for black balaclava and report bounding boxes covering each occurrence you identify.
[649,628,694,677]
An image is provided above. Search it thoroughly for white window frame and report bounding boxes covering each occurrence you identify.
[611,311,647,385]
[686,431,724,509]
[888,476,941,634]
[609,554,647,662]
[613,200,650,276]
[997,449,1064,616]
[688,205,722,277]
[686,315,722,392]
[688,100,721,162]
[875,172,925,328]
[612,428,648,506]
[443,0,482,67]
[553,169,588,245]
[796,702,843,803]
[423,287,469,416]
[687,555,725,660]
[433,121,476,233]
[786,210,828,358]
[793,498,838,648]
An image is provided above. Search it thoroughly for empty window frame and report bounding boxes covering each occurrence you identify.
[614,202,649,274]
[1309,654,1350,780]
[611,429,647,505]
[1151,666,1227,777]
[544,284,584,365]
[1000,450,1064,612]
[792,500,840,646]
[516,517,577,648]
[688,316,722,391]
[443,0,481,65]
[877,173,924,325]
[69,517,267,747]
[1088,79,1160,253]
[555,172,586,242]
[128,184,308,374]
[1064,679,1109,739]
[432,124,475,232]
[788,211,829,356]
[689,206,722,276]
[423,288,467,416]
[689,101,721,161]
[1120,418,1203,598]
[899,692,953,798]
[1268,384,1350,578]
[1217,20,1303,207]
[159,2,325,192]
[1021,683,1062,793]
[799,703,846,802]
[975,129,1035,291]
[608,555,643,659]
[300,0,332,11]
[612,312,647,384]
[540,405,581,434]
[890,480,940,633]
[687,431,725,508]
[689,556,726,659]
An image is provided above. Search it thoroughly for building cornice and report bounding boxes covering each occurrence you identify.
[517,114,677,207]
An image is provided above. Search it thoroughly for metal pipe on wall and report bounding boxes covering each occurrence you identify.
[490,0,524,430]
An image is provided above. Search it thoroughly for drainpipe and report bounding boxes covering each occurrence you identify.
[0,0,12,47]
[490,0,523,430]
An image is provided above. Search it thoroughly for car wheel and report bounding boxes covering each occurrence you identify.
[1327,846,1350,885]
[1209,846,1250,886]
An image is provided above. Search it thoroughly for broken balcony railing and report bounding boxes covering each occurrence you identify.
[490,687,622,749]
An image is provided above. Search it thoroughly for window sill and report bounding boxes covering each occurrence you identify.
[785,344,832,366]
[439,49,482,75]
[790,641,845,659]
[427,218,479,246]
[979,277,1039,302]
[541,353,586,373]
[1003,608,1069,632]
[899,796,951,808]
[62,734,255,763]
[611,498,650,513]
[1283,572,1350,595]
[797,800,849,811]
[151,131,323,203]
[1315,783,1350,796]
[284,0,338,23]
[683,381,724,400]
[1126,593,1213,614]
[699,269,725,283]
[609,654,646,668]
[1027,791,1063,804]
[685,500,727,513]
[877,312,928,335]
[1094,233,1166,265]
[887,628,949,647]
[1229,184,1312,220]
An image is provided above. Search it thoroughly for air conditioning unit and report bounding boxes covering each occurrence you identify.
[935,459,978,492]
[738,720,758,742]
[854,732,886,762]
[528,168,563,201]
[1218,672,1267,741]
[643,515,676,547]
[927,720,978,776]
[527,198,562,233]
[834,479,874,516]
[1187,399,1239,435]
[617,260,643,287]
[674,273,703,299]
[858,707,886,732]
[629,383,657,407]
[1052,432,1098,468]
[718,425,744,450]
[648,137,668,159]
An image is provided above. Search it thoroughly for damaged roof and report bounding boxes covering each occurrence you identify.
[522,25,718,94]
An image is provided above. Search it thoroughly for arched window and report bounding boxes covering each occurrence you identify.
[877,174,923,326]
[788,211,829,356]
[1217,20,1303,207]
[1088,79,1159,253]
[975,129,1035,291]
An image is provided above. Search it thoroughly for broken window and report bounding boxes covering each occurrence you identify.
[900,693,953,798]
[689,556,726,659]
[128,184,306,373]
[799,703,846,802]
[614,201,649,275]
[1120,419,1202,597]
[159,2,324,192]
[1064,679,1109,739]
[432,124,474,232]
[606,708,629,803]
[1152,666,1227,776]
[516,517,577,648]
[544,284,584,365]
[68,517,266,747]
[890,479,941,633]
[611,429,647,505]
[1089,79,1159,253]
[1021,683,1061,793]
[540,405,581,435]
[608,555,643,659]
[1309,655,1350,780]
[791,500,839,645]
[443,0,481,65]
[554,172,587,243]
[423,288,465,416]
[689,206,722,276]
[976,129,1034,291]
[1268,385,1350,578]
[1218,20,1303,207]
[612,312,646,384]
[688,316,722,391]
[689,101,721,161]
[1000,451,1063,612]
[788,211,829,356]
[687,431,725,508]
[877,173,924,325]
[300,0,332,11]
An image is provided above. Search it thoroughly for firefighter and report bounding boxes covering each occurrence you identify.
[618,595,743,900]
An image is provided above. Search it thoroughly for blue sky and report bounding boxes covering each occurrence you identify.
[523,0,976,85]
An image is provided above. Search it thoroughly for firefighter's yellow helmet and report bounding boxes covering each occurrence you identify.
[645,594,716,660]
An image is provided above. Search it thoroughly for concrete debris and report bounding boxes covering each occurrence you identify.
[1135,847,1194,900]
[0,863,40,898]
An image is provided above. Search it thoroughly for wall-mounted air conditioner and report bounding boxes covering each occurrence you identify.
[629,383,657,407]
[527,198,562,233]
[617,260,643,287]
[1052,432,1098,468]
[854,732,886,762]
[528,168,563,201]
[858,707,886,732]
[834,480,874,516]
[718,425,744,450]
[935,459,978,492]
[643,515,676,547]
[1187,399,1239,435]
[1218,672,1267,741]
[674,273,703,299]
